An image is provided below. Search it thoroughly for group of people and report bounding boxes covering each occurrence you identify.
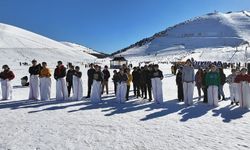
[176,59,250,109]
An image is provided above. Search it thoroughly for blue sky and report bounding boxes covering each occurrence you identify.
[0,0,249,53]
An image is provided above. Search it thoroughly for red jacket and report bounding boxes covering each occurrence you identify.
[0,70,15,81]
[235,74,250,83]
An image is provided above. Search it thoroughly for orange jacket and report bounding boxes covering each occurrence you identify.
[40,68,51,78]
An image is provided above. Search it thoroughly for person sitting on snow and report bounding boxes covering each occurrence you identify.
[54,61,68,101]
[0,65,15,100]
[28,59,42,100]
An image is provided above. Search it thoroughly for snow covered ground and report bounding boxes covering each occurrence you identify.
[0,63,250,150]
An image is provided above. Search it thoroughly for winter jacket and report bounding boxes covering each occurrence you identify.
[102,69,110,81]
[226,74,237,84]
[66,69,75,83]
[0,70,15,81]
[93,71,103,82]
[151,70,163,79]
[176,71,182,85]
[127,73,133,86]
[117,73,128,83]
[39,68,51,78]
[74,71,82,78]
[132,70,140,84]
[205,71,221,86]
[182,66,195,82]
[54,65,66,80]
[219,72,226,85]
[112,73,119,83]
[235,74,250,83]
[87,68,96,81]
[29,64,42,75]
[195,71,203,87]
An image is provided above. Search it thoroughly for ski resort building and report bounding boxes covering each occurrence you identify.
[110,56,128,69]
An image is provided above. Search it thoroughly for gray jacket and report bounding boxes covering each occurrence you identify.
[182,66,195,82]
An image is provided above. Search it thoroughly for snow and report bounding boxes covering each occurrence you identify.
[0,62,250,150]
[61,42,101,55]
[117,11,250,63]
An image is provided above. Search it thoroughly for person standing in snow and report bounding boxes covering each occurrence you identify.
[54,61,68,101]
[102,65,110,95]
[66,65,75,97]
[86,63,95,98]
[112,70,119,94]
[0,65,15,100]
[126,68,133,101]
[116,68,128,103]
[132,67,141,98]
[151,64,164,104]
[205,65,221,107]
[235,68,250,109]
[28,59,41,100]
[218,68,226,100]
[182,59,195,106]
[146,65,153,101]
[195,68,204,101]
[202,68,209,103]
[176,67,183,102]
[72,66,83,101]
[90,65,103,103]
[226,69,239,105]
[39,62,51,101]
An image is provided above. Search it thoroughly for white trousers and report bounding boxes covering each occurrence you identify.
[72,76,83,101]
[151,78,163,104]
[90,80,102,103]
[207,86,219,107]
[237,82,250,109]
[40,77,51,101]
[56,78,68,101]
[229,83,238,102]
[183,82,194,106]
[116,82,127,103]
[1,80,12,100]
[29,75,40,100]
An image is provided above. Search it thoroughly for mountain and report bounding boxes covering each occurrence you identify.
[112,11,250,62]
[0,23,96,64]
[61,42,109,58]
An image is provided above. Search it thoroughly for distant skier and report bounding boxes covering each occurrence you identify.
[176,67,183,102]
[54,61,68,101]
[0,65,15,100]
[226,69,239,105]
[86,63,95,98]
[235,68,250,109]
[116,68,128,103]
[102,65,110,95]
[182,59,195,106]
[66,65,75,97]
[39,62,51,101]
[151,64,164,104]
[72,66,83,101]
[205,65,221,107]
[90,65,103,103]
[29,59,41,100]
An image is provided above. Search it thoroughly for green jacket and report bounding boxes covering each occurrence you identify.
[205,71,221,86]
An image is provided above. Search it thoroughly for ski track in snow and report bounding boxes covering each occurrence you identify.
[0,64,250,150]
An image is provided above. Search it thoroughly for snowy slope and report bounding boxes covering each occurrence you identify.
[0,23,96,64]
[61,42,100,54]
[114,11,250,62]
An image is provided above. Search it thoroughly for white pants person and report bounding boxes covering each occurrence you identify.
[116,82,127,103]
[183,82,194,106]
[1,79,12,100]
[207,86,219,107]
[72,76,83,101]
[151,78,163,104]
[40,77,51,101]
[229,83,238,103]
[29,75,40,100]
[56,78,68,101]
[90,80,102,103]
[237,82,250,109]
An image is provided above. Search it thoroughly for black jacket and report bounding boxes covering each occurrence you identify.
[102,69,110,81]
[29,64,41,75]
[132,70,140,84]
[54,65,66,80]
[74,71,82,78]
[117,73,128,83]
[87,68,95,81]
[93,71,103,82]
[176,71,182,85]
[66,70,75,83]
[151,70,163,79]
